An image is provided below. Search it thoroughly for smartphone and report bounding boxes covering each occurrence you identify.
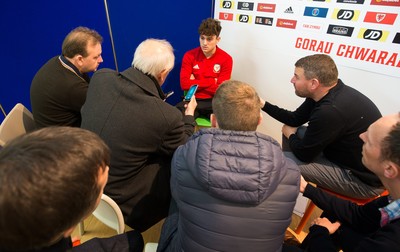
[183,84,198,102]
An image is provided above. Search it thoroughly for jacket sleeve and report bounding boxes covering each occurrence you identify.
[180,52,196,91]
[303,219,399,252]
[303,184,382,232]
[291,105,348,162]
[302,184,389,251]
[180,50,233,93]
[263,98,333,162]
[262,99,314,126]
[158,113,196,156]
[301,224,337,252]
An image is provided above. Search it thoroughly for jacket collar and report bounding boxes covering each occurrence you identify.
[120,67,165,99]
[59,56,90,83]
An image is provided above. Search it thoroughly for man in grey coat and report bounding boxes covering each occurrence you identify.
[158,80,300,252]
[81,39,197,232]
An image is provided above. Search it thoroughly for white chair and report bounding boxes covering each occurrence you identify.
[79,194,125,235]
[144,242,158,252]
[0,103,36,146]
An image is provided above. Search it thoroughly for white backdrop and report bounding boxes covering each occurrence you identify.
[214,0,400,142]
[213,0,400,216]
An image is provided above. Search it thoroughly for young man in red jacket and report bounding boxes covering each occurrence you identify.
[178,18,233,119]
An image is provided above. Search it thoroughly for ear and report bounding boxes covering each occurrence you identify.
[158,69,169,85]
[310,78,320,90]
[383,161,399,179]
[76,55,84,65]
[258,112,263,126]
[210,114,218,128]
[63,226,76,238]
[216,36,221,43]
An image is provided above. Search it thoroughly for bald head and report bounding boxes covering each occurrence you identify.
[360,113,400,177]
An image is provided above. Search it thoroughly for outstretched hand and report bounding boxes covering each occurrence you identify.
[311,217,341,234]
[259,97,266,108]
[300,176,308,193]
[282,125,297,139]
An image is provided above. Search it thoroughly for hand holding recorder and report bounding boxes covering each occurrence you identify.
[183,84,198,116]
[184,84,198,102]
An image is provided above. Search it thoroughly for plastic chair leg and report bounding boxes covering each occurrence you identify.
[295,200,316,234]
[79,221,85,236]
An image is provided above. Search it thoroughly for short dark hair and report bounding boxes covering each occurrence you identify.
[0,127,110,250]
[212,80,261,131]
[295,54,338,87]
[62,26,103,58]
[381,113,400,166]
[198,18,222,37]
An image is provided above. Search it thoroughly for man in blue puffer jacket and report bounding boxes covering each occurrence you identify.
[158,80,301,252]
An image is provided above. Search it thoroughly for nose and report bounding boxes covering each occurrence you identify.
[98,55,103,63]
[290,76,295,84]
[359,132,366,142]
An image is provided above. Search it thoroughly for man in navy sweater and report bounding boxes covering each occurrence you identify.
[261,54,383,199]
[30,27,103,128]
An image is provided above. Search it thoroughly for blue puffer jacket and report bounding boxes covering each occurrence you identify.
[163,128,300,252]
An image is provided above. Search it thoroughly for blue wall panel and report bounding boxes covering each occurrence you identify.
[0,1,115,114]
[107,0,213,105]
[1,1,212,116]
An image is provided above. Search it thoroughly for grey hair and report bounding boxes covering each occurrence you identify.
[131,39,175,78]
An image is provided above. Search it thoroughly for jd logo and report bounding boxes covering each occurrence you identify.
[338,10,354,20]
[223,1,232,9]
[239,14,249,23]
[364,29,382,40]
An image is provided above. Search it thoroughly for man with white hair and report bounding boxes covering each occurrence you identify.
[81,39,197,232]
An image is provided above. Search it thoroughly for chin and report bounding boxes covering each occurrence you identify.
[361,157,367,168]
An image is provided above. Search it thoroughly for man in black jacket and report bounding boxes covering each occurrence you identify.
[81,39,197,232]
[261,54,383,199]
[294,113,400,251]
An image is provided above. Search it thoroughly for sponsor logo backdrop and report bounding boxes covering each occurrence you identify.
[216,0,399,77]
[214,0,399,159]
[215,0,399,216]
